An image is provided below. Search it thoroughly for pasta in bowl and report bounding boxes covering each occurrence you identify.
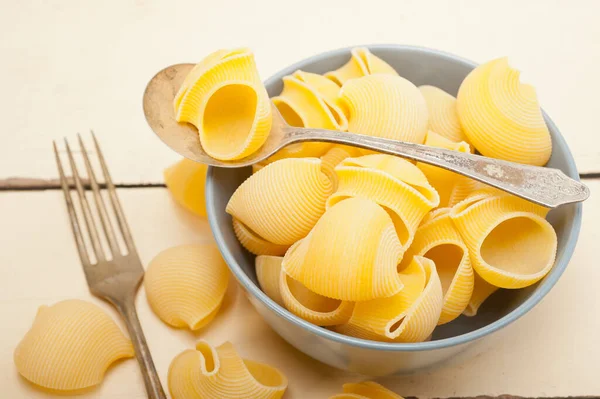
[206,45,582,375]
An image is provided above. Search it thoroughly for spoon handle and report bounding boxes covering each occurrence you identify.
[291,128,589,208]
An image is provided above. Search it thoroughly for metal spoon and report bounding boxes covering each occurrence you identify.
[143,63,589,208]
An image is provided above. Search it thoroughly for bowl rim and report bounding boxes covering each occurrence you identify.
[206,44,583,352]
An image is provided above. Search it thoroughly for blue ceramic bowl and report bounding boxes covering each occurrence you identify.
[206,45,582,375]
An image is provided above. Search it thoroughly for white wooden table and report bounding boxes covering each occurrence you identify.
[1,1,598,398]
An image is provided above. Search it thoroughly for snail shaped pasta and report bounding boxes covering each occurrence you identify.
[464,272,499,317]
[401,208,473,324]
[267,70,348,162]
[456,57,552,166]
[256,255,354,325]
[232,218,290,256]
[339,74,429,145]
[419,85,468,143]
[283,197,404,301]
[164,158,208,217]
[174,48,272,160]
[328,154,440,251]
[336,256,443,343]
[169,341,288,399]
[329,381,404,399]
[144,244,229,330]
[325,47,399,86]
[417,131,479,208]
[227,157,333,251]
[14,299,134,392]
[255,255,286,307]
[450,191,557,289]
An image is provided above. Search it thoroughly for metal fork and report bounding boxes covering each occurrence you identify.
[53,133,166,399]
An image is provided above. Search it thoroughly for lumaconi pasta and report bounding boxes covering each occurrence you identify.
[320,145,363,188]
[227,158,333,246]
[268,69,347,162]
[174,48,272,161]
[144,244,229,330]
[401,208,473,325]
[280,267,354,326]
[416,131,478,208]
[463,272,499,317]
[325,47,399,86]
[419,85,468,143]
[456,57,552,166]
[169,341,288,399]
[339,74,429,145]
[328,154,439,251]
[164,158,208,217]
[450,192,556,289]
[329,381,404,399]
[283,197,404,301]
[255,255,285,306]
[233,218,290,256]
[14,299,134,391]
[337,256,443,343]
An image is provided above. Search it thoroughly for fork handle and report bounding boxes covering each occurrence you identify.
[293,128,590,208]
[117,298,167,399]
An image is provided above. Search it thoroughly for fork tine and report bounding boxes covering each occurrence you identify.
[91,131,137,253]
[64,138,105,262]
[77,134,121,256]
[54,141,92,267]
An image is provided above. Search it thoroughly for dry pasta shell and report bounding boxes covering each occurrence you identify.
[169,341,288,399]
[419,85,468,143]
[283,197,404,301]
[14,299,134,392]
[401,208,474,325]
[328,154,439,251]
[337,256,442,343]
[456,57,552,166]
[255,255,285,307]
[144,244,229,330]
[175,48,272,161]
[226,158,333,245]
[325,47,398,86]
[233,218,290,256]
[339,74,429,145]
[450,194,557,288]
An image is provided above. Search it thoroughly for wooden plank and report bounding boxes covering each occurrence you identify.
[0,186,598,398]
[0,0,599,186]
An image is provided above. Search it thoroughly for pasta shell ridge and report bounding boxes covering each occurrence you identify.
[233,218,290,256]
[419,85,468,143]
[255,255,285,306]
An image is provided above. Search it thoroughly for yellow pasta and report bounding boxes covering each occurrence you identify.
[227,158,333,245]
[329,381,404,399]
[164,158,208,217]
[463,272,499,317]
[175,48,272,160]
[417,131,478,208]
[339,74,429,145]
[14,299,134,392]
[233,218,290,256]
[255,255,285,307]
[325,47,399,85]
[328,154,439,251]
[280,268,354,326]
[450,192,556,288]
[144,244,229,330]
[456,57,552,165]
[169,341,288,399]
[283,197,404,301]
[337,256,443,342]
[268,69,349,162]
[320,145,362,187]
[419,85,468,143]
[401,208,473,325]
